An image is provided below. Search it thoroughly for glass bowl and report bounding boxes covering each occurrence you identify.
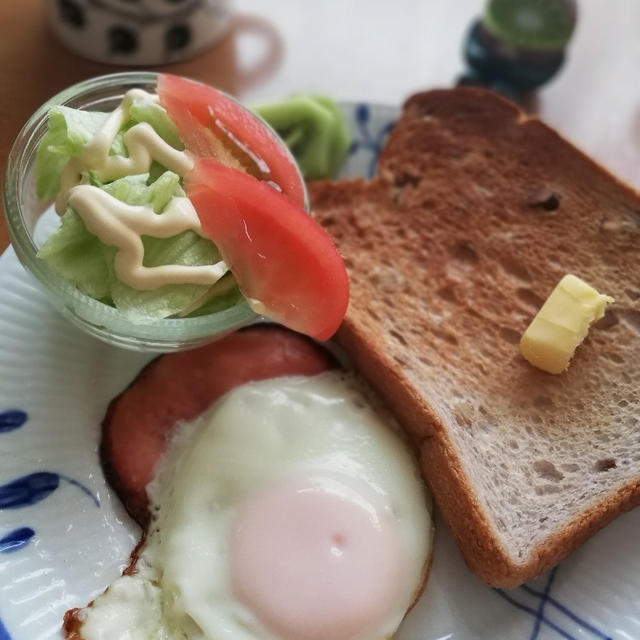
[3,72,307,352]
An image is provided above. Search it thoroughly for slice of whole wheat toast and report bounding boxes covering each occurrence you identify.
[309,88,640,587]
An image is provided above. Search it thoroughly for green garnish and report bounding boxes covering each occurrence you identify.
[255,95,350,180]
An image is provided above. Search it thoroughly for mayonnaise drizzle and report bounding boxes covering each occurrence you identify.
[69,186,227,289]
[55,88,228,291]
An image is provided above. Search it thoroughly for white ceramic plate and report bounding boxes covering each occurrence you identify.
[0,103,638,640]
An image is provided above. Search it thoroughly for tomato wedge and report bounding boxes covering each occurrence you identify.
[157,73,306,208]
[185,158,349,341]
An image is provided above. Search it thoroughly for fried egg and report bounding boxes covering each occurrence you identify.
[76,371,432,640]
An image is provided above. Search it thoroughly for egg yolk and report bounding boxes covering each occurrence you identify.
[228,474,403,640]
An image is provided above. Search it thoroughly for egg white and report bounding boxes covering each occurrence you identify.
[78,371,432,640]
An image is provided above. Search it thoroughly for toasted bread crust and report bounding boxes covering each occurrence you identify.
[337,314,516,582]
[310,88,640,587]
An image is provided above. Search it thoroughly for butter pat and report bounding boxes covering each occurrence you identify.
[520,274,614,374]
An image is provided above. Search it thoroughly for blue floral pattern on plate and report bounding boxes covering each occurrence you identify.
[495,569,611,640]
[349,103,396,177]
[0,410,100,639]
[0,410,27,433]
[0,618,11,640]
[338,102,396,179]
[0,527,35,554]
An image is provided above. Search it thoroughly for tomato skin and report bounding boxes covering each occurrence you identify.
[157,74,306,208]
[185,158,349,341]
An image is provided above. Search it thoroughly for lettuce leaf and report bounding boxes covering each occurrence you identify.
[100,171,184,213]
[128,93,184,150]
[38,171,228,321]
[34,96,182,201]
[103,173,231,321]
[148,161,168,184]
[35,99,239,323]
[183,273,243,317]
[108,230,223,324]
[35,107,109,200]
[37,171,183,302]
[36,207,111,300]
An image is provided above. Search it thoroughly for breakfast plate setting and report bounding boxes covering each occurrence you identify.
[1,97,639,640]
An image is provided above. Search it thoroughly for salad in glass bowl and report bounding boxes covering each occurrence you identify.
[3,72,348,351]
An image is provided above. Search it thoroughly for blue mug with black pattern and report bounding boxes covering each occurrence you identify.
[46,0,232,65]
